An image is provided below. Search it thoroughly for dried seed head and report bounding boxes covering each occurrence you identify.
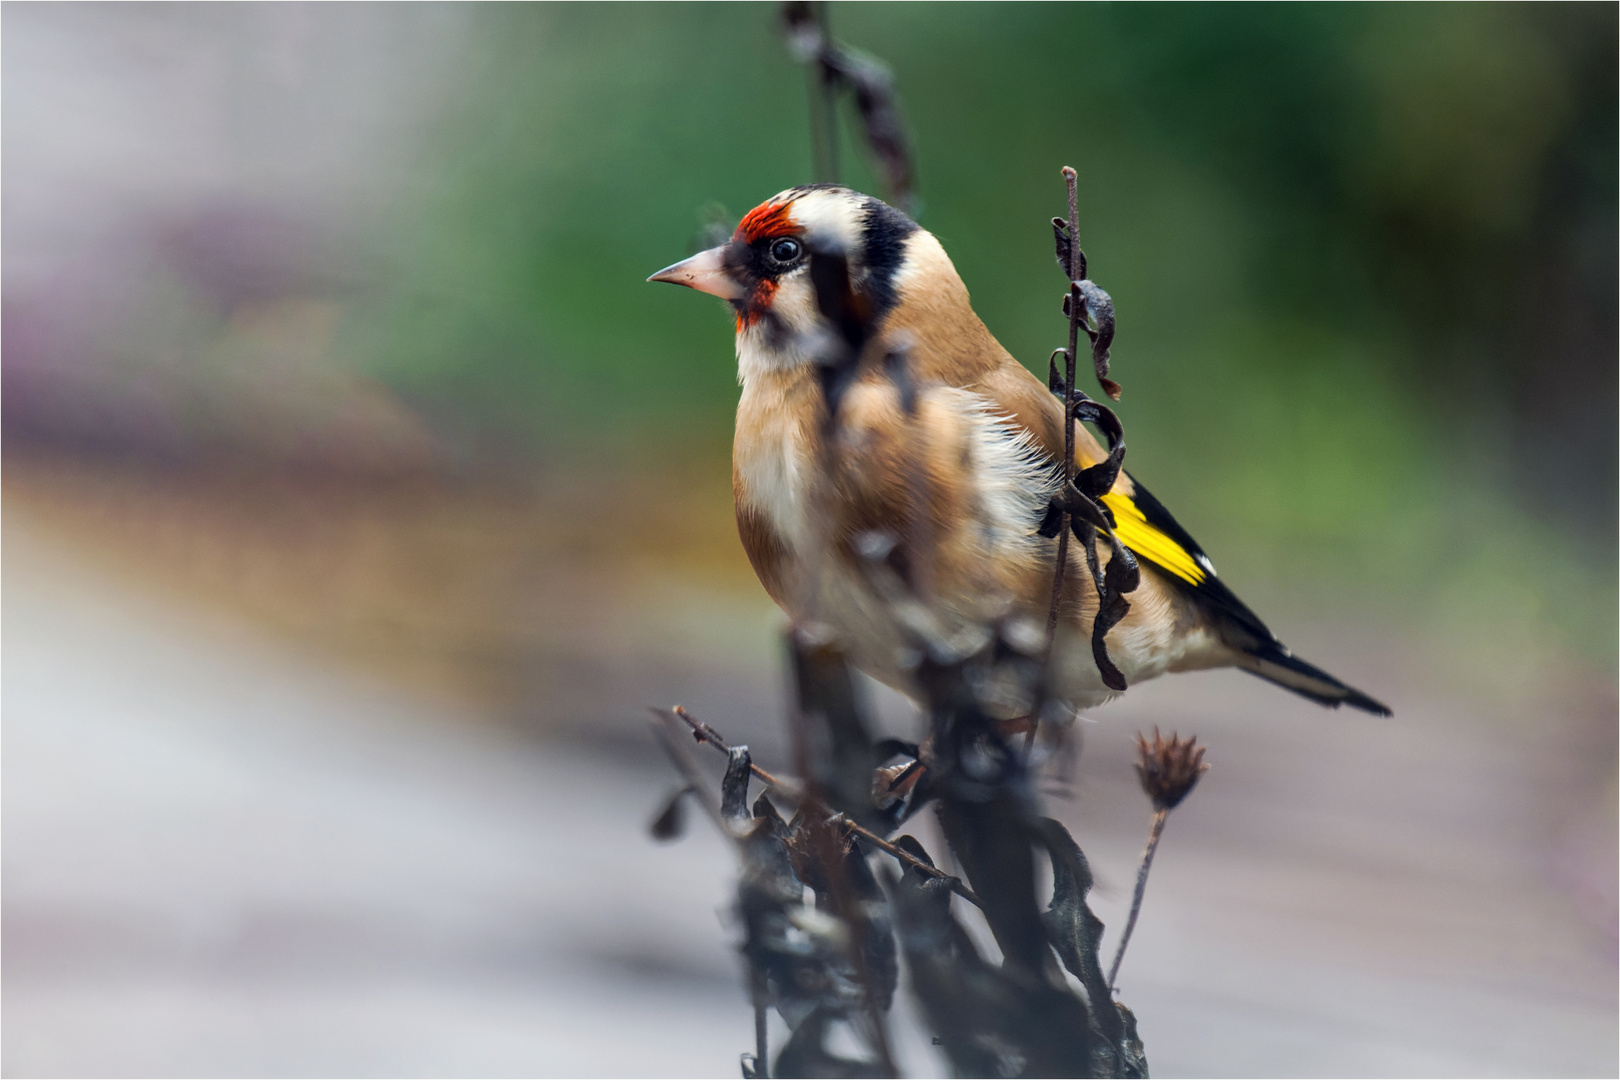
[1134,727,1209,811]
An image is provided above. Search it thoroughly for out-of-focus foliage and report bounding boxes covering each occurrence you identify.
[348,2,1615,665]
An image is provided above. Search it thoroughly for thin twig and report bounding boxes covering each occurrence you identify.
[846,820,981,909]
[754,1000,770,1078]
[1107,806,1167,990]
[1046,169,1084,649]
[663,706,984,910]
[1043,521,1073,650]
[1033,167,1085,751]
[648,710,729,833]
[813,1,839,182]
[672,705,792,789]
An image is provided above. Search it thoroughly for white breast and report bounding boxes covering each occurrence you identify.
[738,382,1054,563]
[954,392,1059,565]
[735,378,1073,698]
[734,381,814,550]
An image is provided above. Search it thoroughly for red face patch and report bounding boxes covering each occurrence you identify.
[734,200,798,245]
[736,278,777,330]
[731,197,803,329]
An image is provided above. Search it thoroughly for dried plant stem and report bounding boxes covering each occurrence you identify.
[754,1000,770,1078]
[672,706,792,790]
[1045,169,1083,651]
[812,2,839,182]
[850,822,981,909]
[1043,528,1073,655]
[1107,806,1168,991]
[1034,167,1084,751]
[665,707,984,910]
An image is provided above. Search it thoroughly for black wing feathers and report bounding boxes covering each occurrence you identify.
[1124,474,1392,717]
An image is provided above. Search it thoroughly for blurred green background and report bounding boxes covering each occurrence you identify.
[6,1,1614,702]
[352,2,1616,669]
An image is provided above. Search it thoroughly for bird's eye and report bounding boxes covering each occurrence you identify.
[769,237,802,264]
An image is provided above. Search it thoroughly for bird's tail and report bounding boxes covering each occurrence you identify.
[1112,475,1393,716]
[1233,642,1391,716]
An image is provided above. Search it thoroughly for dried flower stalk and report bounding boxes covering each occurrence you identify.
[1107,729,1209,990]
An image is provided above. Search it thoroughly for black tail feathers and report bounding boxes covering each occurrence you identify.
[1234,642,1392,716]
[1114,474,1391,716]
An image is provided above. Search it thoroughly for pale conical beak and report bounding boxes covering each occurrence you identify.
[646,245,743,300]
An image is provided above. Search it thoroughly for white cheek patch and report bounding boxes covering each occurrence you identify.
[737,325,812,381]
[781,188,865,254]
[770,271,820,329]
[736,271,840,381]
[890,230,955,300]
[735,187,874,382]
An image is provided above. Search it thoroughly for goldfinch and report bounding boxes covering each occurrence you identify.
[650,185,1389,717]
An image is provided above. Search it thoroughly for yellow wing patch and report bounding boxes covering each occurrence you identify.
[1101,490,1206,585]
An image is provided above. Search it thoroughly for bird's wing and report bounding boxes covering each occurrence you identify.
[1102,472,1265,642]
[968,360,1221,594]
[1110,472,1392,716]
[971,357,1391,715]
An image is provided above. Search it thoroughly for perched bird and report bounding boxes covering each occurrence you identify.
[650,184,1389,717]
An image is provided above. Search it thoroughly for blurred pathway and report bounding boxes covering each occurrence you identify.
[3,507,1615,1077]
[3,513,752,1077]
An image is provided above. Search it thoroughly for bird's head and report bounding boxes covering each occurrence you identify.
[648,184,921,376]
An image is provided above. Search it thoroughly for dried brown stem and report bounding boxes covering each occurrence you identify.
[648,709,729,834]
[753,996,770,1078]
[1107,805,1168,991]
[1034,167,1085,751]
[663,706,984,910]
[812,2,839,182]
[672,705,792,790]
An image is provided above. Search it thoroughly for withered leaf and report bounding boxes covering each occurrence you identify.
[772,1007,884,1078]
[1052,217,1087,281]
[1049,346,1072,397]
[1077,279,1119,399]
[649,783,693,841]
[722,745,754,829]
[1035,818,1125,1056]
[752,791,791,840]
